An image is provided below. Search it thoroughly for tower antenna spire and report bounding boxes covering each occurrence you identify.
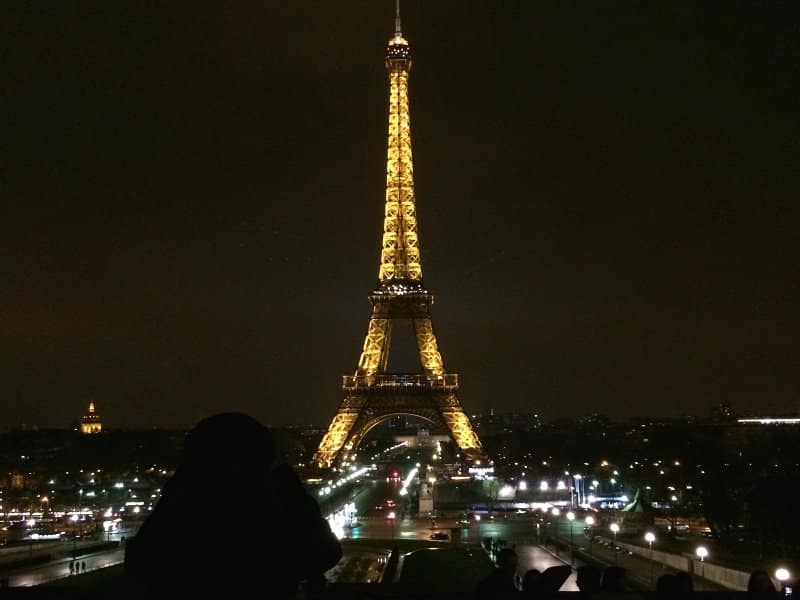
[394,0,402,37]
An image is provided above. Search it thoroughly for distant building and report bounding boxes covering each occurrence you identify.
[710,402,735,422]
[80,401,103,434]
[471,411,543,434]
[389,415,409,429]
[737,416,800,425]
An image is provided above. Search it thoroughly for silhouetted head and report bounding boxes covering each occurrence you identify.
[601,566,628,591]
[656,573,678,595]
[674,571,694,592]
[748,570,777,595]
[576,565,602,593]
[183,412,276,473]
[538,565,572,592]
[495,548,518,575]
[522,568,541,592]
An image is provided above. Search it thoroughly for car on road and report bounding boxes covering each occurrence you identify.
[429,532,449,541]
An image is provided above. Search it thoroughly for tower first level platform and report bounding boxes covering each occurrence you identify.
[314,373,484,469]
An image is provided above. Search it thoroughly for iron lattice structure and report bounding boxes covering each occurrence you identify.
[313,15,485,469]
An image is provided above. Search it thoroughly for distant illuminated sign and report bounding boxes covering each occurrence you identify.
[468,467,494,475]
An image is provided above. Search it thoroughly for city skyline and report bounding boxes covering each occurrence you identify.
[4,2,798,429]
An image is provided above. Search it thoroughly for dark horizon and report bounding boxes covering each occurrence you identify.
[2,409,793,434]
[4,2,798,429]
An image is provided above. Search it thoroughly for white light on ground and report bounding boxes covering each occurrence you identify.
[696,546,708,560]
[518,481,527,491]
[610,523,620,533]
[645,532,656,543]
[540,481,549,491]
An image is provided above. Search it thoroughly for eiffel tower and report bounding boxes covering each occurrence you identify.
[313,4,485,469]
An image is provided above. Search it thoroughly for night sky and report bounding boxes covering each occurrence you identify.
[3,2,799,429]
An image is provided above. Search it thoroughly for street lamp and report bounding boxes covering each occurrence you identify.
[566,511,575,565]
[644,532,656,585]
[387,511,396,540]
[585,516,595,556]
[610,523,620,564]
[695,546,708,579]
[775,568,791,595]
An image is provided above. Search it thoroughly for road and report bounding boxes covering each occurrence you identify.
[336,478,579,590]
[4,546,126,587]
[336,477,737,592]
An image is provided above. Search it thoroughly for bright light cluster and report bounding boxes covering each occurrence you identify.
[398,466,419,496]
[326,502,358,540]
[319,466,372,497]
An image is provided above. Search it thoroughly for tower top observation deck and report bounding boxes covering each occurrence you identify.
[386,0,411,61]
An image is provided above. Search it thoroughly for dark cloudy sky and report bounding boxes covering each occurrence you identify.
[3,2,799,429]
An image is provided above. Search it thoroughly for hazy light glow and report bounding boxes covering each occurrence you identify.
[738,418,800,425]
[498,485,515,498]
[775,568,791,582]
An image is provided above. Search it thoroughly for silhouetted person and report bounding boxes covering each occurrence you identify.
[476,547,519,597]
[600,565,628,592]
[125,412,342,597]
[576,564,602,595]
[543,565,573,594]
[748,570,778,597]
[674,571,693,593]
[521,568,541,596]
[81,560,86,573]
[69,561,74,575]
[656,573,678,596]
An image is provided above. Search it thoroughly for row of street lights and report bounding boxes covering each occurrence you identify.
[550,509,691,579]
[547,508,793,592]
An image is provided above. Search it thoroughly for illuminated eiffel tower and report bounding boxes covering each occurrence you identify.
[313,4,485,469]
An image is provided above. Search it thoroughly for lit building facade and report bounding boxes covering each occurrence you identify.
[80,401,103,434]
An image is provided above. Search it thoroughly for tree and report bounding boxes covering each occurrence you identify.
[482,478,501,514]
